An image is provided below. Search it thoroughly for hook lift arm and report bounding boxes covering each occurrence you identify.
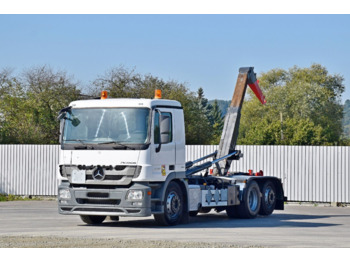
[186,67,266,177]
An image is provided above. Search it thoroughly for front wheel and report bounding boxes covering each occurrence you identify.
[80,215,106,224]
[154,182,184,226]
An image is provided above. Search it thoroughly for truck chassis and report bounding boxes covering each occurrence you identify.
[58,67,287,226]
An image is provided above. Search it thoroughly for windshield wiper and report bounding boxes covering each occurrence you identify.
[97,141,135,150]
[65,139,94,149]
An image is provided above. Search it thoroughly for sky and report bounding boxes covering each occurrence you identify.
[1,14,350,103]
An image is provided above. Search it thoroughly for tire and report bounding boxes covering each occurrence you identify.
[236,180,261,219]
[259,181,277,216]
[189,211,199,217]
[226,206,239,218]
[80,215,106,224]
[154,182,184,226]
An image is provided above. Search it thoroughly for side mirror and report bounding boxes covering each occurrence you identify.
[71,117,81,127]
[57,106,80,127]
[57,106,72,121]
[57,111,66,121]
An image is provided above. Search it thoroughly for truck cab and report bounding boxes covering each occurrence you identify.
[58,95,188,224]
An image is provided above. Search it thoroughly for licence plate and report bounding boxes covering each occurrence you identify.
[72,170,86,184]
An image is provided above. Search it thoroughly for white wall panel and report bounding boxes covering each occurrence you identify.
[186,145,350,203]
[0,145,349,203]
[0,145,60,196]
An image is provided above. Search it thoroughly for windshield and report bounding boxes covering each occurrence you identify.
[62,108,150,146]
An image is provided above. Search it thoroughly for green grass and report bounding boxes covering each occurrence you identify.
[0,194,44,202]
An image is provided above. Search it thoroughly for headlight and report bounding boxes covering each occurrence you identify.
[59,189,71,199]
[126,190,143,201]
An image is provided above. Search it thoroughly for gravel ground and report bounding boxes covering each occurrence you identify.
[0,236,255,248]
[2,201,350,248]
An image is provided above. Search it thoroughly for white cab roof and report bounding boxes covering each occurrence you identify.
[69,98,182,109]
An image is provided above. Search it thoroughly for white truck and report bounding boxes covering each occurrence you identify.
[57,67,286,226]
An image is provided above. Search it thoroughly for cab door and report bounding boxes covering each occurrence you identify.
[150,109,176,180]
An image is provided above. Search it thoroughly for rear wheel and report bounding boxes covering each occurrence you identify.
[236,181,261,219]
[259,181,277,216]
[80,215,106,224]
[154,182,184,226]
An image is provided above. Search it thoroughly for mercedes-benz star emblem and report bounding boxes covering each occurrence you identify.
[92,166,105,181]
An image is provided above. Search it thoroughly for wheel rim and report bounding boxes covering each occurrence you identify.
[166,191,181,219]
[264,186,276,209]
[248,188,259,212]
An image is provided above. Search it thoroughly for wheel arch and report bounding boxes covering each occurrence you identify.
[152,172,189,218]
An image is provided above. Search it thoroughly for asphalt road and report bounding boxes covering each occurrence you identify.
[1,200,350,248]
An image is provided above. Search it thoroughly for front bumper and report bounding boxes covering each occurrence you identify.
[58,182,152,217]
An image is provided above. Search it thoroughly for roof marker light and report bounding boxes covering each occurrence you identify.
[101,90,108,99]
[154,89,162,99]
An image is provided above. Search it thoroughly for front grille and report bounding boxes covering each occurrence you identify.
[86,175,124,181]
[114,165,127,171]
[72,185,122,189]
[76,198,121,205]
[86,192,109,198]
[74,208,125,213]
[62,164,138,185]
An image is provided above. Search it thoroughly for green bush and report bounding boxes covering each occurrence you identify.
[0,194,7,201]
[0,194,42,201]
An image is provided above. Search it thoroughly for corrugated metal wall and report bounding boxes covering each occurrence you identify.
[186,145,350,203]
[0,145,59,196]
[0,145,349,203]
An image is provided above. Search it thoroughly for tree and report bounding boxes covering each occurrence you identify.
[185,87,213,144]
[209,100,224,145]
[0,71,33,143]
[209,99,230,117]
[92,67,143,98]
[341,99,350,145]
[343,100,350,138]
[238,64,345,145]
[0,66,81,144]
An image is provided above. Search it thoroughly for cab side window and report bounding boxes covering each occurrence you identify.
[154,111,172,144]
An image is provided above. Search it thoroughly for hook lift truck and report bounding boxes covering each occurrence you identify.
[57,67,287,226]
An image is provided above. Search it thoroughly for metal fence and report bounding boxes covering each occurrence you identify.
[0,145,349,203]
[186,145,350,203]
[0,145,59,196]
